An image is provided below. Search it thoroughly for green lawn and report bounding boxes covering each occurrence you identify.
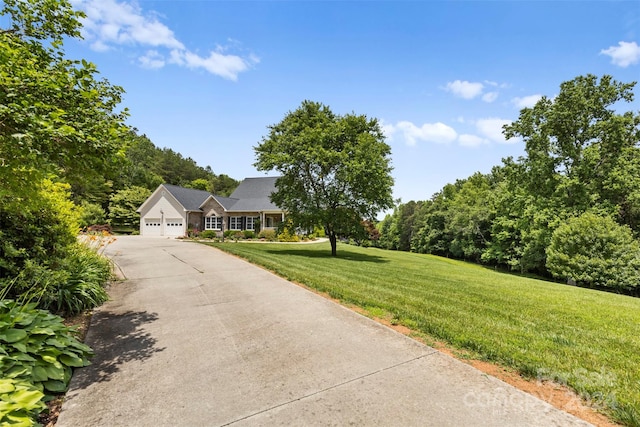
[206,241,640,426]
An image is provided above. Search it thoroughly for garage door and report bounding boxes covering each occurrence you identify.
[143,218,162,236]
[163,218,184,237]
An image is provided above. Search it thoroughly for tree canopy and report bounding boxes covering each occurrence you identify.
[254,101,394,256]
[0,0,129,201]
[376,74,640,294]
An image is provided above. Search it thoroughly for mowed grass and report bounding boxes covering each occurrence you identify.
[206,241,640,425]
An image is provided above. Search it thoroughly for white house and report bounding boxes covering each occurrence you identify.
[137,177,284,237]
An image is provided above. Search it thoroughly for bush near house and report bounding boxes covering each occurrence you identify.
[258,230,277,241]
[199,230,217,239]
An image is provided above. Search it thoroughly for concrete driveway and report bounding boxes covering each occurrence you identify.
[57,236,590,426]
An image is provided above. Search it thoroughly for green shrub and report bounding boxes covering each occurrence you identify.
[79,201,106,228]
[0,180,80,283]
[277,219,300,242]
[5,243,112,316]
[243,230,255,239]
[223,230,244,240]
[0,300,93,425]
[49,244,111,315]
[546,212,640,292]
[200,230,216,239]
[277,232,299,242]
[258,229,276,241]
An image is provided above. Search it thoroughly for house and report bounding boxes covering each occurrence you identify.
[137,177,284,237]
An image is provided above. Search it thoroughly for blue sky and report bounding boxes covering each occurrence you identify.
[66,0,640,203]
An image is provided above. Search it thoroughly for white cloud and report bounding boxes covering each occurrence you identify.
[476,118,514,144]
[73,0,258,80]
[444,80,484,99]
[458,134,488,147]
[482,92,498,103]
[170,49,258,81]
[512,94,542,109]
[600,41,640,67]
[380,120,396,140]
[78,0,184,50]
[139,50,165,69]
[384,121,457,146]
[444,80,502,103]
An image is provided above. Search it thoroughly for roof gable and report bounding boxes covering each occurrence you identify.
[140,178,282,215]
[162,184,212,211]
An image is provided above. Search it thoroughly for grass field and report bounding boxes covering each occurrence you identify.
[206,240,640,426]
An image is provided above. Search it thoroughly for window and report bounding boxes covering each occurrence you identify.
[230,216,242,231]
[246,216,258,231]
[265,217,274,228]
[204,216,222,230]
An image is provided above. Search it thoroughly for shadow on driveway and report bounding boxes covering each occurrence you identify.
[71,310,165,390]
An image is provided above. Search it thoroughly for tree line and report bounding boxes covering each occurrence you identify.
[76,132,239,230]
[376,75,640,294]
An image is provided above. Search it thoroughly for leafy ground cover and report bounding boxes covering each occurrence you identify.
[0,301,93,426]
[207,241,640,426]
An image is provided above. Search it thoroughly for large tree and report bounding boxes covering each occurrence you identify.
[0,0,129,200]
[503,74,640,229]
[0,0,129,293]
[254,101,394,256]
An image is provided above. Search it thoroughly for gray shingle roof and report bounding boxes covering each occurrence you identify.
[227,177,280,211]
[212,196,239,210]
[162,177,281,213]
[163,184,211,211]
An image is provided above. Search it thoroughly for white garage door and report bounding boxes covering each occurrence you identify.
[163,218,184,237]
[143,218,162,236]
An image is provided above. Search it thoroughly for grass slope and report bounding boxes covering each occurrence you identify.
[207,241,640,426]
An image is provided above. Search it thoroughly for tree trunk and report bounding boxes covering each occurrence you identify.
[329,232,337,256]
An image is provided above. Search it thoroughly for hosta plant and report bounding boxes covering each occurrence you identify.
[0,300,93,425]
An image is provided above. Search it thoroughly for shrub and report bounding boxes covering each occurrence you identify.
[200,230,216,239]
[546,212,640,292]
[47,244,111,315]
[108,186,151,230]
[258,229,276,241]
[79,201,106,228]
[0,180,80,283]
[277,219,300,242]
[243,230,255,239]
[0,300,93,425]
[4,242,112,316]
[277,231,299,242]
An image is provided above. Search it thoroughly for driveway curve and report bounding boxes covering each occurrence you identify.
[57,236,591,426]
